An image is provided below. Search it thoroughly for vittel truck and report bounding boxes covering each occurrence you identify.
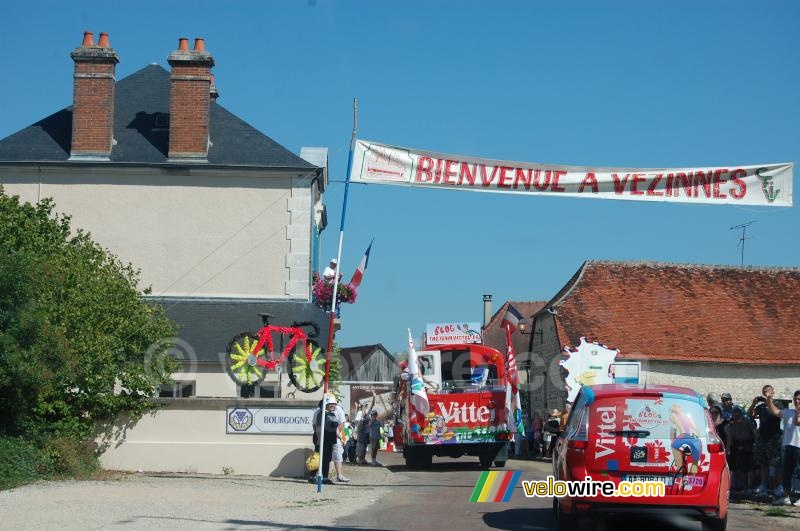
[394,343,512,469]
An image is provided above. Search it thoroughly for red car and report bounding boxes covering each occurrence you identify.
[552,384,729,531]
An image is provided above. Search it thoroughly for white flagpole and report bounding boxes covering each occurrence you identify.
[317,98,358,492]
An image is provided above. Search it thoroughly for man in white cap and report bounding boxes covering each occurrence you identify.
[322,258,338,284]
[311,395,339,484]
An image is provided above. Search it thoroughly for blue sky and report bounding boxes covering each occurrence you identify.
[2,1,798,354]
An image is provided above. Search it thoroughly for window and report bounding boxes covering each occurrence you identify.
[239,384,278,398]
[418,355,434,375]
[158,381,195,398]
[152,112,170,130]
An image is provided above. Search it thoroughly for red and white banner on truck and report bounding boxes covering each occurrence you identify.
[349,139,792,207]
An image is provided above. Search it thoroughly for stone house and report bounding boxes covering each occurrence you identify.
[0,32,332,475]
[481,300,547,414]
[527,260,800,414]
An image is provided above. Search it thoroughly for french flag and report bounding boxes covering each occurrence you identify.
[501,304,522,332]
[348,240,373,289]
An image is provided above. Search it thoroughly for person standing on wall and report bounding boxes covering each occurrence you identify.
[322,258,338,284]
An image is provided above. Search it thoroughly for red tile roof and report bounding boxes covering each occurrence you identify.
[485,301,549,330]
[543,261,800,364]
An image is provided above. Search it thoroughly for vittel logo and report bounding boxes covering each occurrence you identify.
[595,406,617,459]
[437,401,491,424]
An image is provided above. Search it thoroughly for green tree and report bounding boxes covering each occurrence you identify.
[0,187,178,444]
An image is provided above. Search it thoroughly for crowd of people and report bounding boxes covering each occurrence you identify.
[707,386,800,506]
[309,395,388,484]
[511,407,570,460]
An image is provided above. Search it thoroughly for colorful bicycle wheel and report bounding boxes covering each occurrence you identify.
[226,332,266,385]
[287,341,326,393]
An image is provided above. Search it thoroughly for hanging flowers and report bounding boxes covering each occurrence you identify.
[312,272,357,309]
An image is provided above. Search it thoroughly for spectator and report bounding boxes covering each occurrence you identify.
[720,393,734,421]
[545,408,561,457]
[322,258,338,284]
[767,388,800,506]
[369,410,384,466]
[709,405,729,438]
[749,385,784,497]
[706,393,719,409]
[394,361,409,406]
[560,403,572,431]
[531,413,543,458]
[725,405,756,491]
[311,395,341,484]
[342,414,356,464]
[329,399,350,482]
[356,414,370,464]
[353,403,365,424]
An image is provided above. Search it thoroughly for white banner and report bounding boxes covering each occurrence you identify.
[350,139,792,206]
[425,322,482,345]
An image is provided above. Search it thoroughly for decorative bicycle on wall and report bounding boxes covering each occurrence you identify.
[225,313,327,393]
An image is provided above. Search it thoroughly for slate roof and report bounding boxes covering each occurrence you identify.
[538,260,800,364]
[0,64,316,169]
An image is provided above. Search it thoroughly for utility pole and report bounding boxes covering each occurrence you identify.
[729,221,756,266]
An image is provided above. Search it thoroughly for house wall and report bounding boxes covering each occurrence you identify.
[525,312,800,413]
[98,398,317,477]
[178,363,324,402]
[525,314,567,415]
[1,165,315,299]
[645,361,800,404]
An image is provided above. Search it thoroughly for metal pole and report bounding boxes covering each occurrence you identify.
[317,98,358,492]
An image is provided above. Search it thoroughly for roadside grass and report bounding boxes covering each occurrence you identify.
[0,437,46,490]
[0,436,100,491]
[755,506,791,517]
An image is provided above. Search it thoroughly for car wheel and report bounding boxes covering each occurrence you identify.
[494,460,506,468]
[479,454,494,468]
[702,515,727,531]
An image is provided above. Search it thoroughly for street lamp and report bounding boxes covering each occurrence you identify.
[518,320,530,334]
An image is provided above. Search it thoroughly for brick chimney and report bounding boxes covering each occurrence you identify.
[69,31,119,160]
[167,37,215,162]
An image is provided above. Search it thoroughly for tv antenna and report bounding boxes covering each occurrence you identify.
[729,221,756,266]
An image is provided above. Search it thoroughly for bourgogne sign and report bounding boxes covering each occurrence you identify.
[349,139,792,207]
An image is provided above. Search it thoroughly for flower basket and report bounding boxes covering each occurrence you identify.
[312,272,357,310]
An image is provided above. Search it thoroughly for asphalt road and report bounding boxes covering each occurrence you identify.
[1,449,799,530]
[336,450,800,531]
